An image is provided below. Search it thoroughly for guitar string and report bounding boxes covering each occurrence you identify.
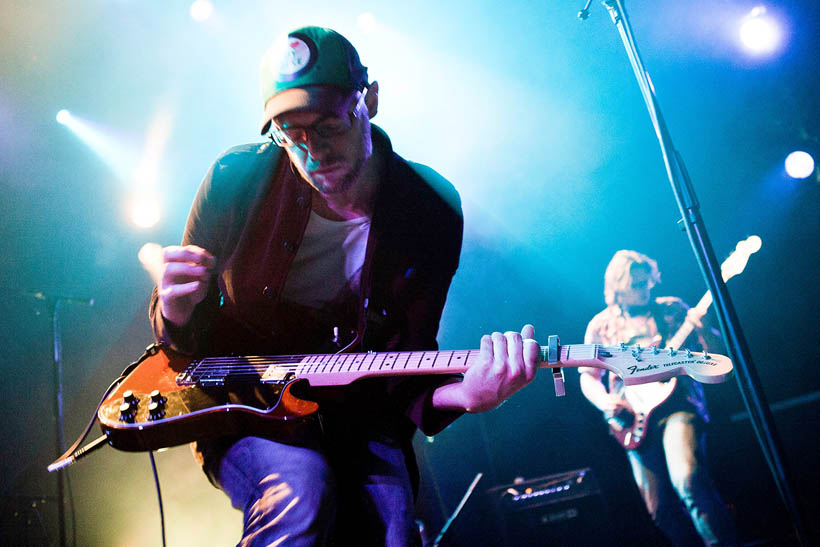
[194,352,474,367]
[189,344,693,368]
[180,345,709,378]
[186,351,478,376]
[186,345,698,370]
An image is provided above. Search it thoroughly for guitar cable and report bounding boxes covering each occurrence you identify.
[48,345,169,547]
[48,346,155,472]
[149,451,167,547]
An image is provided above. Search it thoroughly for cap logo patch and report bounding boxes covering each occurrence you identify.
[279,37,312,76]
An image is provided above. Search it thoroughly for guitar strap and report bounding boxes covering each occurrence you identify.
[649,299,673,347]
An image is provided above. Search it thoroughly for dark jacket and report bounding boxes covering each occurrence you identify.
[150,126,464,438]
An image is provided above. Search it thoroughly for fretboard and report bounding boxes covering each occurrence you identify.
[180,344,602,387]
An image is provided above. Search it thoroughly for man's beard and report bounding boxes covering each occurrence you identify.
[310,153,366,195]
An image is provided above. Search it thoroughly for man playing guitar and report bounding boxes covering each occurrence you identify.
[578,250,737,546]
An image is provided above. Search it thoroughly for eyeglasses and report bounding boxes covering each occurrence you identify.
[270,88,367,151]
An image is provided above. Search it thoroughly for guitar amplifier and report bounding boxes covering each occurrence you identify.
[486,468,614,546]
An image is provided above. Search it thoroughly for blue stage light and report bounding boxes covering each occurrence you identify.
[739,7,782,55]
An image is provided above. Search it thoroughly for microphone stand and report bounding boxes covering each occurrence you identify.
[31,291,94,547]
[431,472,483,547]
[581,2,810,544]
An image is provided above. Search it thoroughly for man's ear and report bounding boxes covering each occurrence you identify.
[365,81,379,119]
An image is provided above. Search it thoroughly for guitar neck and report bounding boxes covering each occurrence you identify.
[665,290,713,350]
[664,235,759,350]
[192,344,603,387]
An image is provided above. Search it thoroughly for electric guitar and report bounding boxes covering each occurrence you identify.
[607,236,761,449]
[97,337,733,452]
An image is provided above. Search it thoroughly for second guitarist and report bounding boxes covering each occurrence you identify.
[578,250,737,547]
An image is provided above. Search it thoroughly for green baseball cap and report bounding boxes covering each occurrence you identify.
[259,26,368,135]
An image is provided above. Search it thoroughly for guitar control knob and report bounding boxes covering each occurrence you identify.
[119,401,137,423]
[150,389,166,405]
[123,390,137,404]
[147,401,165,421]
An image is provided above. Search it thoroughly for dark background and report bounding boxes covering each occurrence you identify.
[1,1,818,545]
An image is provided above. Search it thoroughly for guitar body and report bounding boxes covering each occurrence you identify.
[98,346,319,452]
[608,378,677,450]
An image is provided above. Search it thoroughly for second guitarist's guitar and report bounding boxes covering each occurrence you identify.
[607,236,761,449]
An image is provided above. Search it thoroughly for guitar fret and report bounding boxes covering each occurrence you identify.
[452,351,468,368]
[324,354,341,374]
[341,354,357,372]
[311,354,329,375]
[308,354,320,375]
[301,355,314,375]
[434,351,453,369]
[347,353,362,372]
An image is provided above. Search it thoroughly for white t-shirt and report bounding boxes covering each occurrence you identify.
[281,210,371,308]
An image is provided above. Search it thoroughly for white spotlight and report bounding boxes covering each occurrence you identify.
[784,151,815,179]
[739,7,781,55]
[131,197,161,229]
[56,109,71,124]
[357,13,378,33]
[190,0,213,22]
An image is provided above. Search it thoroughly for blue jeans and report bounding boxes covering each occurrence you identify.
[201,430,421,547]
[626,411,737,546]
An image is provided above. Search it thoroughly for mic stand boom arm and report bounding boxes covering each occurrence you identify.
[593,1,810,544]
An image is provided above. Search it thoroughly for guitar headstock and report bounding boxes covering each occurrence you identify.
[595,344,734,386]
[721,235,761,282]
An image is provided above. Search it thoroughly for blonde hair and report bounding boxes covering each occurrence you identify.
[603,250,661,306]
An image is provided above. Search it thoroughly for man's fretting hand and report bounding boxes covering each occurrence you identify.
[433,325,540,413]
